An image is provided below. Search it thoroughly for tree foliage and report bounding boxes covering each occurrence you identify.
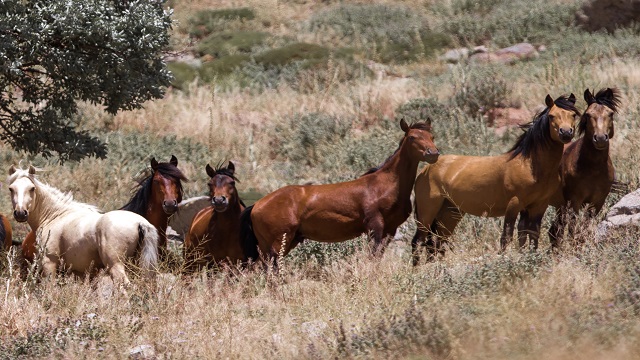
[0,0,173,162]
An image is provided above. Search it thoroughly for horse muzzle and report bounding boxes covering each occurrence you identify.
[212,197,229,213]
[593,134,609,150]
[424,148,440,164]
[162,200,178,215]
[558,128,574,144]
[13,209,28,222]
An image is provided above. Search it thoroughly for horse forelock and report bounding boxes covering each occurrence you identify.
[122,162,187,216]
[578,88,621,135]
[210,162,240,182]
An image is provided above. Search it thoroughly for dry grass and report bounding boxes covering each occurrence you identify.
[2,0,640,358]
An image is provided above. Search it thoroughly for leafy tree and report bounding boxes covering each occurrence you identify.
[0,0,173,162]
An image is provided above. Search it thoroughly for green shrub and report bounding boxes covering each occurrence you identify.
[452,66,510,116]
[287,238,365,267]
[188,7,256,38]
[167,62,198,89]
[395,98,456,124]
[199,54,251,81]
[254,42,330,67]
[196,31,269,58]
[308,4,450,63]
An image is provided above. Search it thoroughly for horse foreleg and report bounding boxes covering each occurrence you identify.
[517,210,529,250]
[500,198,521,253]
[548,206,565,249]
[366,216,386,257]
[41,254,58,277]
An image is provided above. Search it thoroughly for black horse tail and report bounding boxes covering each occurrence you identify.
[240,205,260,262]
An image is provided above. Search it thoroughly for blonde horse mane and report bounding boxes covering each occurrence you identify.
[7,167,100,226]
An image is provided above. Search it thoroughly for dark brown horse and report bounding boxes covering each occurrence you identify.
[121,155,187,258]
[241,119,440,262]
[546,88,621,247]
[412,94,580,265]
[184,162,245,270]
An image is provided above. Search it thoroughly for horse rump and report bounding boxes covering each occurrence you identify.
[240,205,260,262]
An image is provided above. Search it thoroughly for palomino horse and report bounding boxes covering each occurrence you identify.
[411,94,580,265]
[546,88,621,247]
[121,155,187,257]
[7,166,158,284]
[19,156,187,263]
[241,119,440,262]
[184,162,245,270]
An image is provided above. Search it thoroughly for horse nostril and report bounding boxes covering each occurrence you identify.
[604,134,609,141]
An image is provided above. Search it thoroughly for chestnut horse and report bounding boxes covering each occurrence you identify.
[546,88,621,247]
[241,119,440,262]
[411,94,580,265]
[184,161,245,270]
[19,156,187,263]
[121,155,187,258]
[1,213,12,251]
[7,166,158,283]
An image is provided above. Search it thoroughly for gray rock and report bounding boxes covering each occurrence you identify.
[597,189,640,240]
[167,196,211,240]
[129,344,155,359]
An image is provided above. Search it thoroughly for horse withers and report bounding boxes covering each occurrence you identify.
[184,161,245,271]
[7,165,158,284]
[241,118,439,263]
[546,88,621,247]
[411,94,580,265]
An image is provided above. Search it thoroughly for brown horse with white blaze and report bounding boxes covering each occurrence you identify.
[546,88,621,247]
[241,119,439,262]
[412,94,580,265]
[184,162,245,270]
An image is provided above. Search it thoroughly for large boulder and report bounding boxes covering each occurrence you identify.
[469,43,538,65]
[167,196,211,241]
[597,189,640,240]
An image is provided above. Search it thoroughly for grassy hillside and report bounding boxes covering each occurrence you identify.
[2,0,640,358]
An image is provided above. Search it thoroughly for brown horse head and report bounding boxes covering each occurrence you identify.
[581,88,621,150]
[545,93,579,144]
[205,161,239,213]
[150,155,186,215]
[400,118,439,164]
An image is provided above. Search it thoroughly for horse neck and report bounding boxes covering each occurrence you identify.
[146,201,169,231]
[376,145,420,197]
[29,183,73,229]
[209,199,243,237]
[529,140,565,180]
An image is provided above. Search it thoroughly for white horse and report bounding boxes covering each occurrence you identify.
[7,165,158,284]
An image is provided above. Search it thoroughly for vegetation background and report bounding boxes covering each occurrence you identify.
[2,0,640,358]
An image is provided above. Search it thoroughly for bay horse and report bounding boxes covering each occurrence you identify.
[7,165,158,284]
[411,94,580,265]
[546,88,621,247]
[184,161,245,271]
[241,118,440,262]
[121,155,187,259]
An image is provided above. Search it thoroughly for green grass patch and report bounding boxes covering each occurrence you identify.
[196,31,269,58]
[188,7,256,38]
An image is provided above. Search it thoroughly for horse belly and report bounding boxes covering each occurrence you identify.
[58,223,103,272]
[299,211,364,243]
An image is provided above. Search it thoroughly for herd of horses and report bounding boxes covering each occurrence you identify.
[0,88,621,284]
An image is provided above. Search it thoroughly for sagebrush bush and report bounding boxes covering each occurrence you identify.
[452,66,511,116]
[307,3,450,63]
[188,7,256,38]
[196,31,269,58]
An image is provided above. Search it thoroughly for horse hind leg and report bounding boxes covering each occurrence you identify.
[432,201,463,258]
[499,198,521,253]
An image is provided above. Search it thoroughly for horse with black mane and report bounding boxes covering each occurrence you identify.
[412,94,580,265]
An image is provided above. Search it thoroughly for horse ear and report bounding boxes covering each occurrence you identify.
[28,165,36,175]
[205,164,215,178]
[568,93,576,104]
[545,94,554,108]
[227,161,235,175]
[584,89,595,105]
[170,155,178,166]
[9,165,16,175]
[426,117,432,127]
[150,157,158,171]
[603,88,614,100]
[400,118,409,133]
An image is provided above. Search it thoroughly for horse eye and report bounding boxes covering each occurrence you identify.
[30,188,35,193]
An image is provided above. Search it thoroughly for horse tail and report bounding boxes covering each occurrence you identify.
[240,205,260,262]
[138,222,159,276]
[0,214,12,250]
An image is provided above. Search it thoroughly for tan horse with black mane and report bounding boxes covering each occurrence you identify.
[546,88,621,247]
[412,94,580,265]
[241,119,439,262]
